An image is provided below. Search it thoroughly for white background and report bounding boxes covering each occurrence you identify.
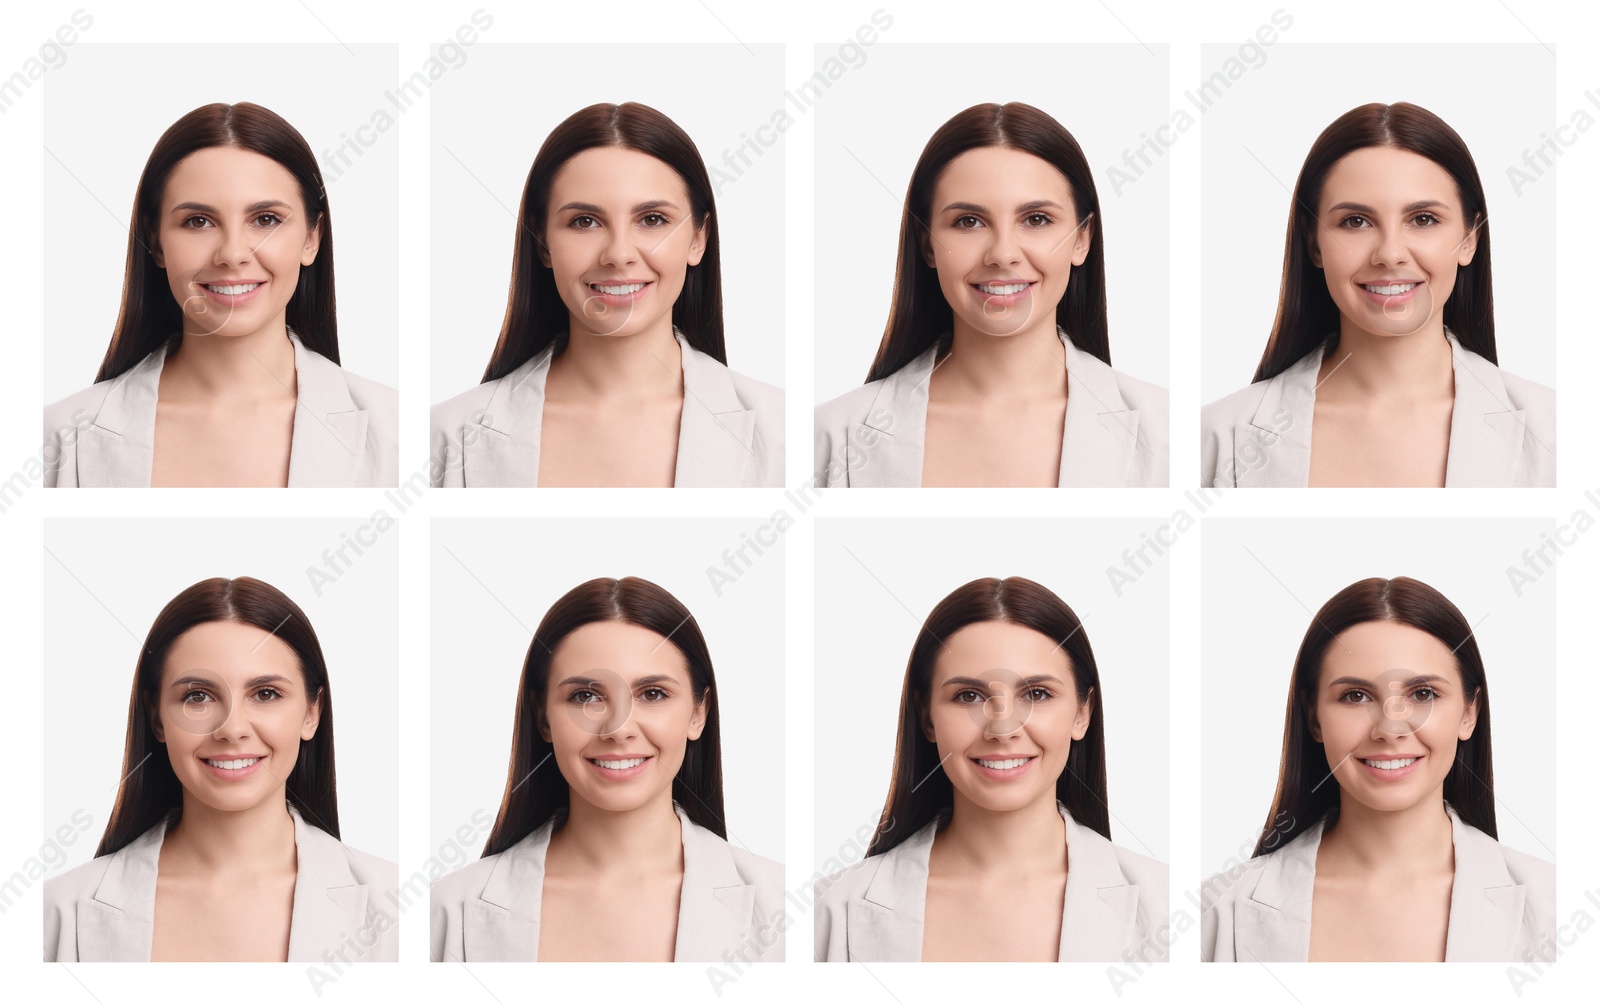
[813,43,1170,401]
[1200,43,1557,400]
[42,518,400,866]
[42,43,402,399]
[428,43,787,401]
[814,518,1169,874]
[1200,518,1557,872]
[430,518,785,863]
[3,0,1598,1001]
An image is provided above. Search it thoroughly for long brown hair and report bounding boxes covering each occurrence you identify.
[1253,576,1495,856]
[1252,102,1494,383]
[867,577,1109,857]
[98,102,339,383]
[480,103,725,382]
[96,577,339,856]
[866,102,1109,383]
[482,577,725,856]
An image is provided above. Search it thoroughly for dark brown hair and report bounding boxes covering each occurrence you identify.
[480,103,725,382]
[867,576,1109,857]
[97,577,339,856]
[482,577,725,856]
[866,102,1109,383]
[1253,576,1495,856]
[1253,102,1494,383]
[98,102,339,383]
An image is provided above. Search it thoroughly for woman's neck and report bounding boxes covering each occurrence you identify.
[1318,794,1454,876]
[932,790,1066,872]
[161,320,297,401]
[1319,320,1453,402]
[550,318,684,401]
[161,795,298,876]
[935,317,1068,400]
[549,791,684,875]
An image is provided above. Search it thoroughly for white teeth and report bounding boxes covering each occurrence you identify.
[977,282,1029,295]
[205,757,260,770]
[205,283,260,295]
[592,283,645,295]
[591,757,646,770]
[1362,282,1416,295]
[1362,757,1417,770]
[976,757,1031,770]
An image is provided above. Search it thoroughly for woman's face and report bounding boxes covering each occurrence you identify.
[921,146,1091,343]
[1308,619,1479,816]
[540,620,707,815]
[540,146,707,341]
[921,620,1091,815]
[1308,145,1479,339]
[151,146,321,340]
[152,620,320,814]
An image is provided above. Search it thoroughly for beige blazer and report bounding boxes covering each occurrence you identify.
[1201,335,1556,487]
[1201,806,1555,962]
[43,806,400,962]
[813,803,1169,962]
[430,332,784,487]
[43,333,399,487]
[430,804,785,962]
[813,331,1168,487]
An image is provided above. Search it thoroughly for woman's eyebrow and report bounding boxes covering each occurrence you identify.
[940,673,1065,689]
[556,199,681,215]
[169,199,292,215]
[169,673,294,689]
[1326,673,1450,688]
[940,199,1065,214]
[1326,199,1450,215]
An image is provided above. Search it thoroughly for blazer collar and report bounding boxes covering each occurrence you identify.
[1233,805,1526,962]
[77,804,368,963]
[1235,333,1527,487]
[460,331,756,487]
[849,330,1143,487]
[462,803,756,962]
[847,802,1142,962]
[75,333,371,487]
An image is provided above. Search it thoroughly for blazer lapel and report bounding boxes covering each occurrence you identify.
[461,819,552,962]
[1443,338,1530,486]
[1443,806,1525,960]
[461,347,551,487]
[1234,348,1319,488]
[846,347,934,488]
[75,347,167,488]
[76,817,169,961]
[285,334,370,487]
[672,805,755,961]
[1057,805,1141,961]
[285,805,370,963]
[845,820,935,960]
[1231,816,1321,962]
[674,335,756,488]
[1058,336,1142,487]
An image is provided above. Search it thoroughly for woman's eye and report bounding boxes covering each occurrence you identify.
[253,687,284,702]
[639,686,668,702]
[1411,687,1438,702]
[181,215,213,229]
[253,212,284,228]
[1023,213,1053,228]
[1338,215,1370,229]
[640,212,668,227]
[1022,687,1052,702]
[182,689,214,704]
[952,688,985,704]
[568,688,603,704]
[570,215,600,230]
[1338,689,1372,704]
[952,215,982,230]
[1412,213,1439,227]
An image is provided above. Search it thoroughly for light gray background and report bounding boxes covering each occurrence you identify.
[813,44,1171,402]
[44,518,400,867]
[430,518,786,865]
[1200,518,1557,873]
[813,518,1170,876]
[1200,44,1556,400]
[428,44,787,402]
[43,44,402,400]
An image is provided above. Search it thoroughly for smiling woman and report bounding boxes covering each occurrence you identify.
[1201,577,1555,962]
[1201,102,1555,487]
[42,102,397,488]
[813,102,1169,488]
[42,577,398,962]
[429,103,784,488]
[430,577,784,963]
[813,577,1168,962]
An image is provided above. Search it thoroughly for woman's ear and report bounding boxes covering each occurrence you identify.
[300,688,322,741]
[918,699,936,744]
[1071,686,1094,741]
[535,701,552,744]
[687,215,708,268]
[1457,213,1481,267]
[1305,700,1323,743]
[687,689,709,741]
[536,232,552,269]
[918,224,937,270]
[1306,229,1323,270]
[1069,214,1094,268]
[150,226,165,270]
[1458,687,1481,741]
[300,214,322,267]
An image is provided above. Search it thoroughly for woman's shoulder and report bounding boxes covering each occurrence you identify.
[722,366,785,413]
[1104,839,1170,890]
[725,841,785,891]
[814,378,891,431]
[44,851,118,906]
[45,379,118,428]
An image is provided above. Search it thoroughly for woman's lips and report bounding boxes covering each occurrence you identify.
[587,280,652,306]
[970,754,1037,780]
[1356,754,1423,780]
[970,280,1034,307]
[1357,279,1421,307]
[197,280,266,308]
[200,754,267,781]
[585,754,653,781]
